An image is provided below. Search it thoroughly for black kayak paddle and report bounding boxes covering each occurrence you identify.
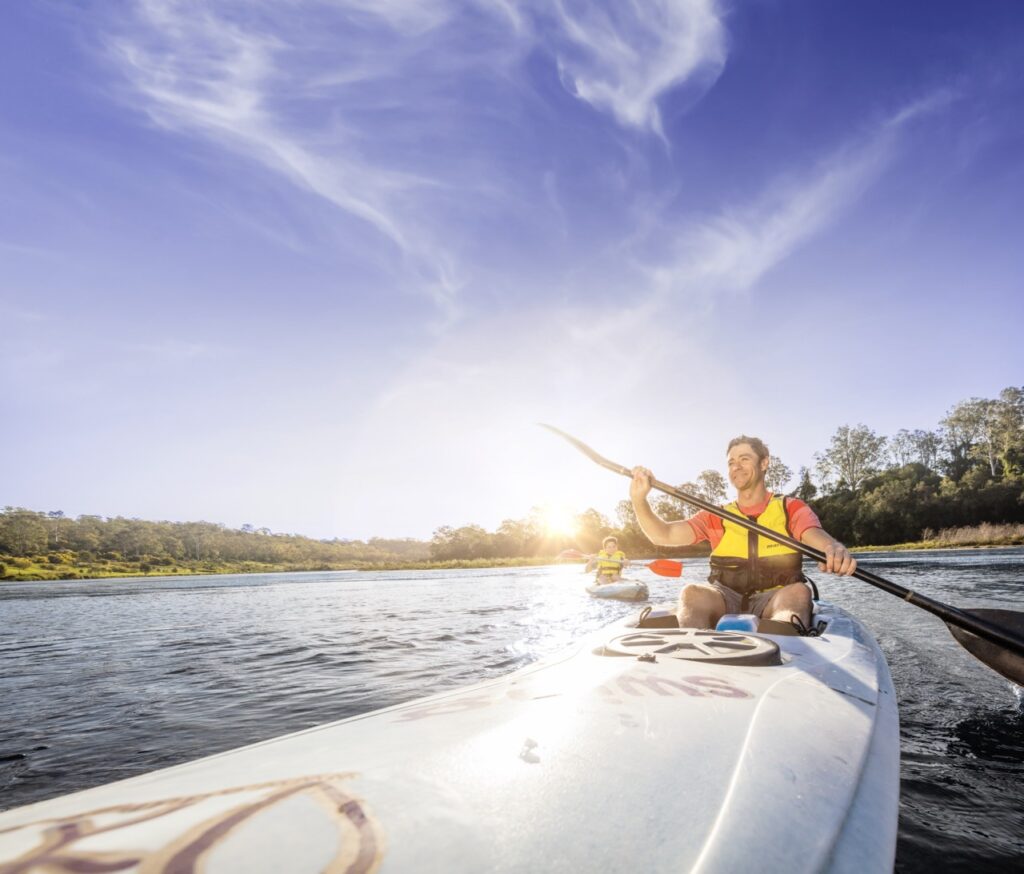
[542,424,1024,687]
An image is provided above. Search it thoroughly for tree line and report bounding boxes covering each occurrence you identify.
[801,387,1024,545]
[0,511,429,578]
[3,385,1022,577]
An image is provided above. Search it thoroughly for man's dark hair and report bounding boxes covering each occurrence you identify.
[727,435,769,462]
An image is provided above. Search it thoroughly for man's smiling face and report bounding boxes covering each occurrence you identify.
[727,443,768,491]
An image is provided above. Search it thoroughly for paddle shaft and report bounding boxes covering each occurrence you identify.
[550,426,1024,659]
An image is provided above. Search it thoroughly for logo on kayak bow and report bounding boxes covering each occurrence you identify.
[601,629,781,666]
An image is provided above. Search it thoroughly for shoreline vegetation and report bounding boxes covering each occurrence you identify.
[4,384,1024,582]
[2,523,1022,583]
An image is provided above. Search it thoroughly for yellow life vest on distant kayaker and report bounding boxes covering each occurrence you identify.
[709,495,805,595]
[595,550,626,578]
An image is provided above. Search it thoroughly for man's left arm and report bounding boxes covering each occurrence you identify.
[800,527,857,576]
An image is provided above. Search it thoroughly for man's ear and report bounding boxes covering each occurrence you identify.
[761,456,770,473]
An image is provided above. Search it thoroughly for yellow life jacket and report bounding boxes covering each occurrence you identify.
[709,495,804,594]
[595,549,626,578]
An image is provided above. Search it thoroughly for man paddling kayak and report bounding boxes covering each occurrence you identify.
[630,435,856,629]
[585,536,630,583]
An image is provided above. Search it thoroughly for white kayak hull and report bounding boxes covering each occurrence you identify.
[0,602,899,873]
[586,579,649,600]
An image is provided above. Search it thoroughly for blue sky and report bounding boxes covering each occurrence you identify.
[2,0,1023,540]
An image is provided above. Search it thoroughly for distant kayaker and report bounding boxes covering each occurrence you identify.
[585,536,630,584]
[629,436,856,630]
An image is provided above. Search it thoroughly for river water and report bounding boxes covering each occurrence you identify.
[1,549,1021,871]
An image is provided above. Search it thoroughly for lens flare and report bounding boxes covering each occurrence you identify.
[539,504,579,539]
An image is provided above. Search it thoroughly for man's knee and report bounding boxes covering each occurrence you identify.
[680,584,725,610]
[766,583,811,617]
[784,583,812,606]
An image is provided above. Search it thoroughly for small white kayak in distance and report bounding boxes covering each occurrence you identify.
[585,578,649,600]
[0,601,898,873]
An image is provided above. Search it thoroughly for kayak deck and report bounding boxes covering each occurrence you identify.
[0,602,898,873]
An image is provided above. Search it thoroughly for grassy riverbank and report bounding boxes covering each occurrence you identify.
[3,523,1023,581]
[0,554,565,582]
[853,523,1024,552]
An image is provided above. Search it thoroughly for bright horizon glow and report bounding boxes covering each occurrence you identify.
[539,503,580,541]
[2,2,1023,540]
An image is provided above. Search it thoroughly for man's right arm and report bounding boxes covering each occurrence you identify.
[629,467,698,548]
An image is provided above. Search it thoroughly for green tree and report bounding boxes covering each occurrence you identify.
[696,470,728,504]
[46,510,72,549]
[665,487,698,519]
[993,386,1024,477]
[909,429,942,471]
[672,471,728,517]
[0,508,48,556]
[764,457,793,493]
[429,524,492,560]
[967,399,1002,478]
[616,499,639,532]
[940,400,987,481]
[851,465,943,545]
[814,425,887,492]
[614,499,647,553]
[494,518,539,557]
[793,467,817,501]
[574,508,611,552]
[69,515,103,555]
[888,430,917,468]
[890,429,943,472]
[811,489,859,544]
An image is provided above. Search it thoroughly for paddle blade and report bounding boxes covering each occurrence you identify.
[647,559,683,578]
[558,549,587,561]
[946,609,1024,687]
[538,424,633,477]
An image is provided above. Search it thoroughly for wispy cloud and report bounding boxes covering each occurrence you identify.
[107,3,417,241]
[102,0,476,318]
[97,0,730,320]
[545,0,727,134]
[643,94,954,302]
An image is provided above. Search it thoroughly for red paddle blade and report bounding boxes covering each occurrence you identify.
[647,559,683,577]
[558,549,587,561]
